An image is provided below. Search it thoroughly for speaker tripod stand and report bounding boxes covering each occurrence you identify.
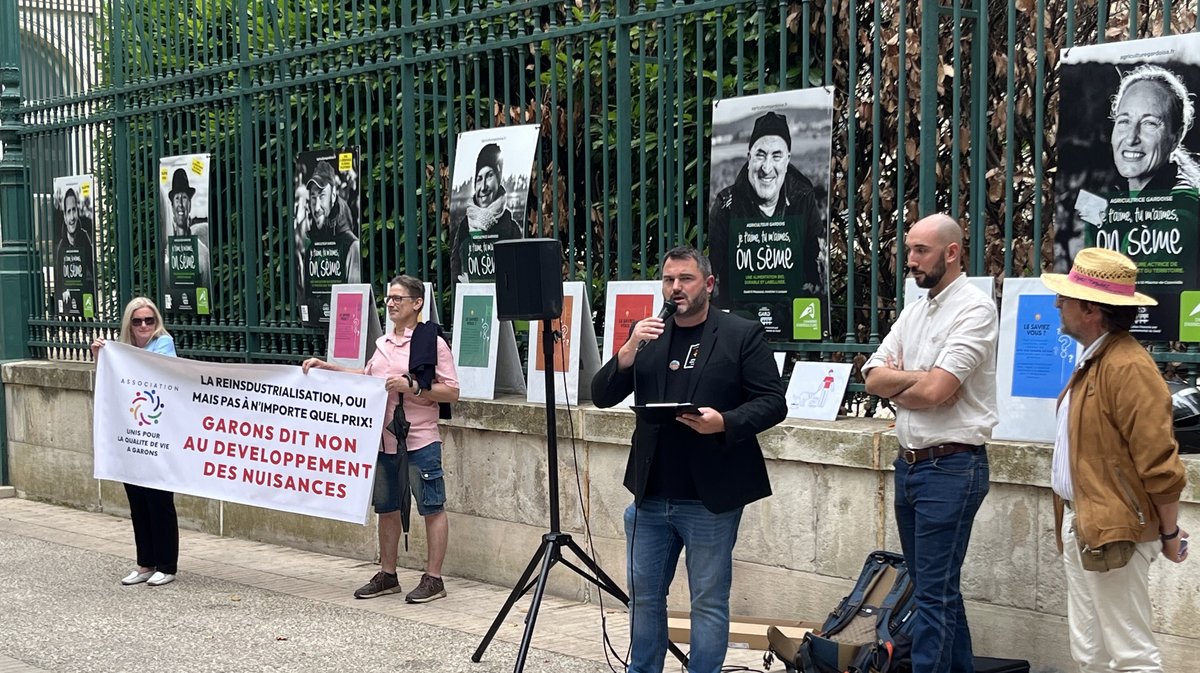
[470,320,688,672]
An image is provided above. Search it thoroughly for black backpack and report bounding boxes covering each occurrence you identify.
[769,551,915,673]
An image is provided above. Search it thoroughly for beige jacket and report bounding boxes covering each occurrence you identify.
[1053,331,1186,552]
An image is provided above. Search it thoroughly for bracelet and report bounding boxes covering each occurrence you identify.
[1161,527,1180,542]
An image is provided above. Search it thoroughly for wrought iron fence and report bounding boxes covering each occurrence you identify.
[6,0,1200,374]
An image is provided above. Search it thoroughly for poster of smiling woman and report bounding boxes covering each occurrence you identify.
[159,154,213,315]
[52,174,96,318]
[1055,34,1200,341]
[707,88,834,341]
[448,125,539,286]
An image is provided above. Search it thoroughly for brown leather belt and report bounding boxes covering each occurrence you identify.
[898,442,983,465]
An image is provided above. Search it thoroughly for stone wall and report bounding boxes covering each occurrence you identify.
[4,360,1199,671]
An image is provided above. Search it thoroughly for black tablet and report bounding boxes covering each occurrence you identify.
[631,402,701,423]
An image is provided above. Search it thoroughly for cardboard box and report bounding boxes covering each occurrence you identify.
[667,610,819,651]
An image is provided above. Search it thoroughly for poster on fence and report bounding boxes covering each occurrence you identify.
[451,282,526,400]
[527,281,601,406]
[1055,33,1200,340]
[707,87,834,341]
[159,154,213,315]
[93,342,387,524]
[448,125,539,286]
[52,174,96,318]
[295,148,362,325]
[600,280,661,408]
[785,361,853,421]
[993,278,1082,443]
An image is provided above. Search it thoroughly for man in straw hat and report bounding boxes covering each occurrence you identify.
[1042,247,1188,673]
[863,213,997,673]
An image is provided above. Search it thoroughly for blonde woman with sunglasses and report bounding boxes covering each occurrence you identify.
[91,297,179,586]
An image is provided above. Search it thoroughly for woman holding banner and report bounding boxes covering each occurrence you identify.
[91,297,180,587]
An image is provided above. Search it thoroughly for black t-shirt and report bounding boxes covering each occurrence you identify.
[644,320,706,500]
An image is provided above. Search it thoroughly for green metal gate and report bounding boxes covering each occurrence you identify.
[2,0,1199,366]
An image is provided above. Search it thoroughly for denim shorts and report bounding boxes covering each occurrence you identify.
[372,442,446,516]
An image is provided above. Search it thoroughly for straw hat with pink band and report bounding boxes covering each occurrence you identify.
[1040,247,1157,306]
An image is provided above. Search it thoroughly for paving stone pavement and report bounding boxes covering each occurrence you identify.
[0,498,768,673]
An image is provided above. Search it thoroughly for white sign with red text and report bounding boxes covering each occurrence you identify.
[93,342,387,524]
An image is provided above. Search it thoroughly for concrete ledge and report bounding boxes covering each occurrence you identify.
[1,360,94,391]
[0,485,15,498]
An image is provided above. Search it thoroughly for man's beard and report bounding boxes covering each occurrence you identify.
[674,291,709,319]
[913,257,946,289]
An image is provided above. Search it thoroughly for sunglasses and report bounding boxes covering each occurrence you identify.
[130,316,158,327]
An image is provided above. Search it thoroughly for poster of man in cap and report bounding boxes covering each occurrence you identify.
[52,174,97,318]
[1054,33,1200,340]
[159,154,212,315]
[448,125,539,285]
[294,148,361,325]
[707,88,834,341]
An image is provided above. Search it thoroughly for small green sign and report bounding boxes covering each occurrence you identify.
[197,287,211,315]
[793,298,821,340]
[1181,291,1200,342]
[82,294,95,319]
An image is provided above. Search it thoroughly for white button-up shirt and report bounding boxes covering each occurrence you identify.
[1051,333,1109,502]
[863,274,999,449]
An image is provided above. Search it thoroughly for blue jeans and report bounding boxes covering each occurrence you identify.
[372,442,446,516]
[624,498,743,673]
[894,448,989,673]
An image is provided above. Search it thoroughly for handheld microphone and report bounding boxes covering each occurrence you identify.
[636,301,677,351]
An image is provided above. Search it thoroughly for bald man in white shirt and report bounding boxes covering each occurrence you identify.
[862,213,998,673]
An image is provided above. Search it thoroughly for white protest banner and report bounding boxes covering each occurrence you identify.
[93,342,387,524]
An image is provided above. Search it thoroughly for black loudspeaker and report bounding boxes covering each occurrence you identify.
[494,238,563,320]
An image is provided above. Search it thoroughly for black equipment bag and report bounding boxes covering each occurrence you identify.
[766,550,1032,673]
[972,656,1031,673]
[769,550,915,673]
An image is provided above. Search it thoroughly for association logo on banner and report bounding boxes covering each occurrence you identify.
[1181,291,1200,342]
[792,298,821,340]
[130,390,166,426]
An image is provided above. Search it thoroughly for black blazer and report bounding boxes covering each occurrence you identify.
[591,308,786,513]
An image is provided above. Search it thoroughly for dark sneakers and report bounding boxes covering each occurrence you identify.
[405,573,446,603]
[354,571,401,599]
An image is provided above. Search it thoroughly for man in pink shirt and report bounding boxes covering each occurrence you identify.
[304,274,460,602]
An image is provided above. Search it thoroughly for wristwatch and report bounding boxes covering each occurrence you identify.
[1161,527,1180,542]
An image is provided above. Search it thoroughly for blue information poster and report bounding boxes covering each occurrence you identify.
[1011,294,1077,399]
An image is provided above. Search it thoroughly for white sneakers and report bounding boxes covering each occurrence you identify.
[120,570,154,585]
[120,569,176,586]
[146,571,176,586]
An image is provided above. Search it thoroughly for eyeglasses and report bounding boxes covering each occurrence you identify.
[384,295,420,304]
[130,316,157,327]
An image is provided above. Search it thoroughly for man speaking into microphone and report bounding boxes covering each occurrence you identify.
[591,246,786,673]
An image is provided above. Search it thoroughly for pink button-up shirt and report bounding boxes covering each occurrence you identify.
[364,327,459,454]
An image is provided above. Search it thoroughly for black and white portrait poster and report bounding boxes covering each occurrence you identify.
[294,148,362,325]
[448,125,539,284]
[52,173,96,318]
[1055,34,1200,340]
[159,154,212,315]
[707,88,834,341]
